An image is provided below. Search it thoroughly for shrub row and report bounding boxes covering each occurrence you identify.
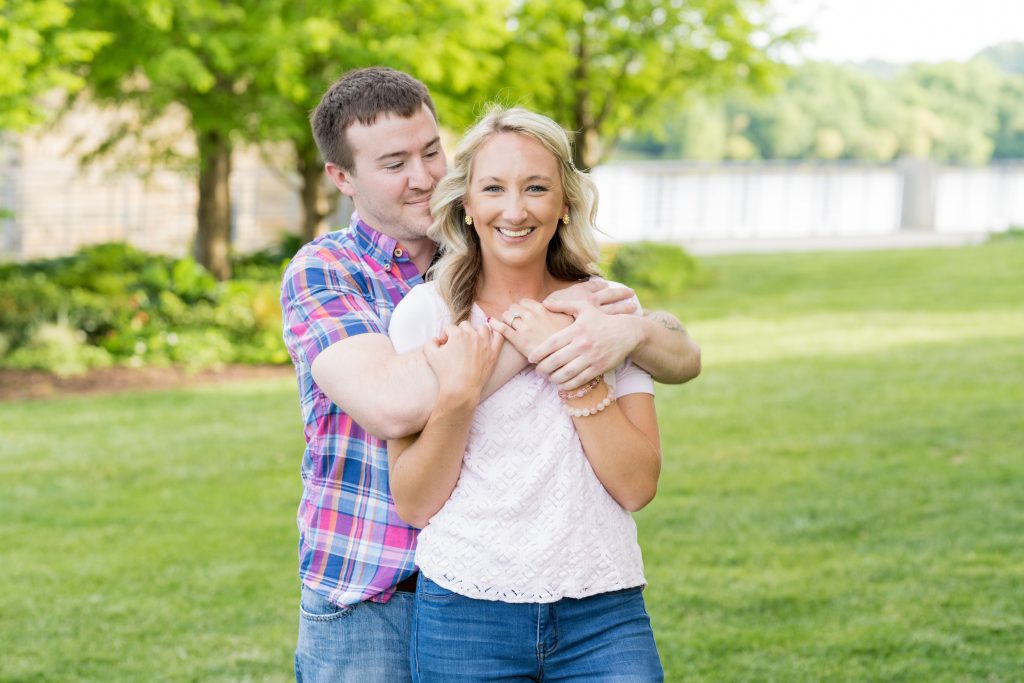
[604,241,707,303]
[0,242,291,376]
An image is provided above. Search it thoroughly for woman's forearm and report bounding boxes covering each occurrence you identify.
[388,321,505,527]
[569,389,662,511]
[387,394,477,528]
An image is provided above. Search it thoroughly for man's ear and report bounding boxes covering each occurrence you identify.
[325,163,355,197]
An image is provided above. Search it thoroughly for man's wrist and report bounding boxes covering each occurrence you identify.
[628,314,651,355]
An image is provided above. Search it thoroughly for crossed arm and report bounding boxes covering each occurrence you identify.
[311,280,700,441]
[310,332,525,440]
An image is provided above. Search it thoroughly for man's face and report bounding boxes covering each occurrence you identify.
[327,104,447,243]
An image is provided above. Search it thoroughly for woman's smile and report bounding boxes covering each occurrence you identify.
[496,226,536,239]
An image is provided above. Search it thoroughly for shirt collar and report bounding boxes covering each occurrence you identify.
[352,218,415,270]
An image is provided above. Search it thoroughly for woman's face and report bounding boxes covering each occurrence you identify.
[463,132,568,272]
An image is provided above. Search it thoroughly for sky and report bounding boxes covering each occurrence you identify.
[772,0,1024,64]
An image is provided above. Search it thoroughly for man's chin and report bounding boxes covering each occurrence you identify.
[407,212,434,233]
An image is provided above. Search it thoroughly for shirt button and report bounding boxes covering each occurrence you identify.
[394,248,404,258]
[385,262,392,270]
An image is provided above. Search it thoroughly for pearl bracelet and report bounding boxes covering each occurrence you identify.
[565,395,614,418]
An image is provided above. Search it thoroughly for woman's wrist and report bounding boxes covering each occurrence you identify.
[436,382,483,414]
[562,381,614,418]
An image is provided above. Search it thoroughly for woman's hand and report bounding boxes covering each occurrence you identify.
[425,321,504,406]
[490,299,573,360]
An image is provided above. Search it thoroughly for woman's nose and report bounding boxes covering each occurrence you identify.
[501,194,527,223]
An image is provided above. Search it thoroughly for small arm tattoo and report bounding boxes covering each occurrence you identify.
[645,311,687,334]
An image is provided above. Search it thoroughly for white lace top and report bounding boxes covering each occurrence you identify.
[388,281,654,603]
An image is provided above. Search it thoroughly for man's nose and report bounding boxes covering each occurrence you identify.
[407,158,434,191]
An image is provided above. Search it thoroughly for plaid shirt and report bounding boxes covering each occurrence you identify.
[281,218,424,607]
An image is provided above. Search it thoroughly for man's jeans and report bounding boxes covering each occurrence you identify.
[295,584,414,683]
[411,576,664,682]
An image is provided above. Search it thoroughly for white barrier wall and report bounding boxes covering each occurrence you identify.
[3,154,1023,260]
[934,165,1024,233]
[593,161,1024,244]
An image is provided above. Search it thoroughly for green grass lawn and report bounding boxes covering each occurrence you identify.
[2,242,1022,682]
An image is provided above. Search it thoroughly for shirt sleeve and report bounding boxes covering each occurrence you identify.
[281,251,386,367]
[613,358,655,398]
[388,283,448,354]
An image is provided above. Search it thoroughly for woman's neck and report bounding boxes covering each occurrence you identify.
[475,261,564,313]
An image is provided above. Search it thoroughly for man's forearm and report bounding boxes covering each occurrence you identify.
[630,311,701,384]
[312,338,440,440]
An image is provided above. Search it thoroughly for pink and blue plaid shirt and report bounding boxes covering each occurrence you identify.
[281,218,424,607]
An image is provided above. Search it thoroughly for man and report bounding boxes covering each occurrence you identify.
[281,67,700,682]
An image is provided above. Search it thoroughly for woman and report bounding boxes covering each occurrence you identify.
[387,107,663,681]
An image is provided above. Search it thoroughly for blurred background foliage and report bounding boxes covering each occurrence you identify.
[619,44,1024,163]
[2,1,1023,375]
[0,242,290,374]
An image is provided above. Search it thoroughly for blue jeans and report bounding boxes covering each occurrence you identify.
[295,584,415,683]
[411,577,663,682]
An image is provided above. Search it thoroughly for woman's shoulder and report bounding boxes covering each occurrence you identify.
[388,281,448,352]
[404,279,441,300]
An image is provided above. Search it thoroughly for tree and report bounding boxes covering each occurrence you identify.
[0,0,108,131]
[494,0,802,169]
[71,0,293,279]
[896,59,1003,164]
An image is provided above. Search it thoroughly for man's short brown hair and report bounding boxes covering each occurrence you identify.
[310,67,437,172]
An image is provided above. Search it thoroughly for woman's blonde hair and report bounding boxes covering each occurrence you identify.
[428,106,601,323]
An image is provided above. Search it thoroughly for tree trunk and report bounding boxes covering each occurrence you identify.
[296,136,337,242]
[573,126,602,170]
[195,129,232,280]
[571,31,601,170]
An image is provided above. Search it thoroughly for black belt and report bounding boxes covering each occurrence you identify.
[394,572,419,593]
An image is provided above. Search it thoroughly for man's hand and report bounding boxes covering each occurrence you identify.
[528,299,644,391]
[543,279,638,315]
[424,321,504,405]
[490,299,573,360]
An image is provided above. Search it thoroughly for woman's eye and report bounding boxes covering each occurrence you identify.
[527,185,549,193]
[483,185,502,193]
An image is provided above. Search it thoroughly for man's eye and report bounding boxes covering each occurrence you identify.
[385,163,404,171]
[425,150,440,158]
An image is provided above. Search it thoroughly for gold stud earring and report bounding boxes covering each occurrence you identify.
[465,215,473,226]
[561,212,570,225]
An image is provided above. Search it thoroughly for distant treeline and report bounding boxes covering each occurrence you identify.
[620,42,1024,164]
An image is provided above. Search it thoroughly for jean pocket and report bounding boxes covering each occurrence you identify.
[299,587,355,622]
[419,576,460,600]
